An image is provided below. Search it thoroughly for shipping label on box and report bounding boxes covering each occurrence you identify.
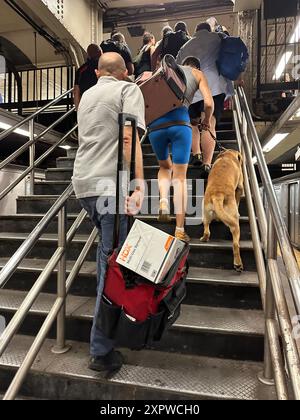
[117,220,185,284]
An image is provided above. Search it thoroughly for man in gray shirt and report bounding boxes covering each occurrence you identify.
[73,52,145,373]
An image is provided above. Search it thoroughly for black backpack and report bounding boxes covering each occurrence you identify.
[100,39,124,55]
[161,31,189,59]
[133,46,151,77]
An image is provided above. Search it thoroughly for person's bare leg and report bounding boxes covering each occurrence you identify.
[158,158,173,222]
[192,125,201,155]
[201,115,217,166]
[172,164,189,242]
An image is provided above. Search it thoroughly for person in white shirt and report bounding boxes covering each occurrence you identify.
[177,22,228,175]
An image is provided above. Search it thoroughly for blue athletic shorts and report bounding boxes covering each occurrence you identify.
[149,107,192,165]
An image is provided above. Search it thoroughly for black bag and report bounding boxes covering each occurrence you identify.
[161,31,190,59]
[97,113,189,350]
[133,46,151,78]
[101,39,124,55]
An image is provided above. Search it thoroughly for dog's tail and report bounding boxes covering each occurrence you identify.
[212,194,236,227]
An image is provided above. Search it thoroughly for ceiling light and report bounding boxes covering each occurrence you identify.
[0,122,32,137]
[60,145,71,150]
[289,108,300,120]
[263,133,289,153]
[273,52,293,80]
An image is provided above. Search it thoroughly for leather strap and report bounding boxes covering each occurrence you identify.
[149,120,192,133]
[198,124,226,153]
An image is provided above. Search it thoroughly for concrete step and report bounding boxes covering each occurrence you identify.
[34,181,71,196]
[46,161,243,182]
[45,168,73,181]
[33,178,207,196]
[67,147,78,159]
[0,258,261,309]
[0,336,276,400]
[0,233,257,271]
[143,152,220,166]
[56,157,75,169]
[11,207,250,240]
[16,193,249,217]
[0,290,264,361]
[0,214,94,235]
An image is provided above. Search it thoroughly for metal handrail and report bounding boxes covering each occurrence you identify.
[0,107,75,172]
[0,88,75,203]
[0,88,74,143]
[0,124,77,202]
[233,87,300,400]
[0,182,97,400]
[0,184,73,288]
[3,227,97,401]
[237,87,300,315]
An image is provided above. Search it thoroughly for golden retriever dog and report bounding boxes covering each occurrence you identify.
[200,149,245,272]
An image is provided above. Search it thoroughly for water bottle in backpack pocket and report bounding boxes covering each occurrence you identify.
[217,37,249,81]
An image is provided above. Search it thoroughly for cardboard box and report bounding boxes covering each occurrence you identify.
[117,220,185,284]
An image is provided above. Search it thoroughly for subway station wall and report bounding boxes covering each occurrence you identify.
[42,0,103,48]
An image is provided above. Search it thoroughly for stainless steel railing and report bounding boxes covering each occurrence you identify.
[234,87,300,400]
[0,88,100,400]
[0,183,97,400]
[0,88,75,198]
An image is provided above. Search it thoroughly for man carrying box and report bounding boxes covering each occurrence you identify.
[72,52,145,374]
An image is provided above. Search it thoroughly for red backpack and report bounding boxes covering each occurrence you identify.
[97,114,189,350]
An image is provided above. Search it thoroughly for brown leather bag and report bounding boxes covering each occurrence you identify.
[136,55,187,126]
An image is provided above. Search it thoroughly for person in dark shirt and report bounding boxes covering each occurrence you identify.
[152,22,190,70]
[101,33,134,76]
[151,25,173,70]
[134,32,156,78]
[74,44,102,110]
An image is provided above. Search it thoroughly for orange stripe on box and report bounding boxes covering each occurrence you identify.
[165,236,173,252]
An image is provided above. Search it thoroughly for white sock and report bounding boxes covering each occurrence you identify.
[176,227,185,233]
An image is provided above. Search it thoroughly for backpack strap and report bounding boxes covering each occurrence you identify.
[149,121,192,133]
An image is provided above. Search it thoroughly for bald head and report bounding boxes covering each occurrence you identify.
[96,52,128,80]
[87,44,102,61]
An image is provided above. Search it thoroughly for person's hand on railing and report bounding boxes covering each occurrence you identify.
[235,74,245,87]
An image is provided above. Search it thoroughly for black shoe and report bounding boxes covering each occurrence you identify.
[200,164,212,179]
[89,350,124,373]
[190,153,203,167]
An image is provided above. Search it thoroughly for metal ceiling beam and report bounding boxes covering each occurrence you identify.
[103,0,234,29]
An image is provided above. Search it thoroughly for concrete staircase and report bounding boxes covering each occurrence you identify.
[0,119,277,400]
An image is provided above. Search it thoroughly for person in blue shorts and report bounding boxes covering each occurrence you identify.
[149,56,214,243]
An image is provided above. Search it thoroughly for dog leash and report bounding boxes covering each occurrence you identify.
[198,123,226,153]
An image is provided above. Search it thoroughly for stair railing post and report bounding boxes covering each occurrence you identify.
[29,119,35,195]
[52,204,71,354]
[259,208,277,385]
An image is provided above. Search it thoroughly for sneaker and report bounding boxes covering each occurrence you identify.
[158,201,172,223]
[175,230,191,243]
[89,350,124,373]
[190,153,203,167]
